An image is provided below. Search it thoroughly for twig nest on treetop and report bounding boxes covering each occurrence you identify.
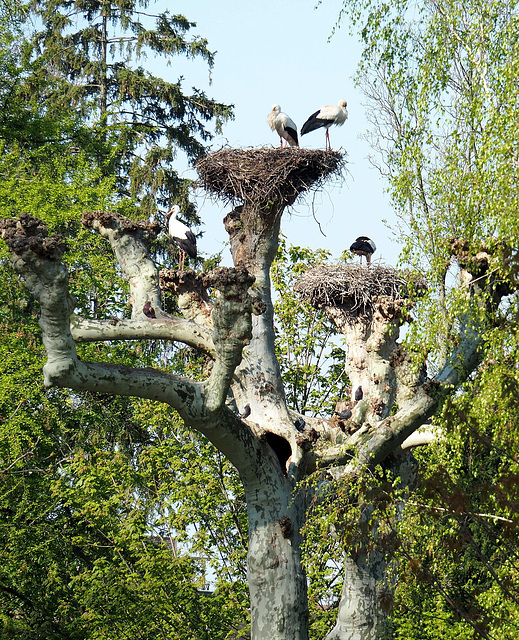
[294,263,426,319]
[196,146,346,208]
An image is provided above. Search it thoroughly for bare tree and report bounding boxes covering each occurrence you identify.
[0,147,510,640]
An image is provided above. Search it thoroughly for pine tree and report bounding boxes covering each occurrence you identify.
[20,0,233,216]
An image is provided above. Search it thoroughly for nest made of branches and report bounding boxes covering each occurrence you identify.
[295,263,426,315]
[196,146,346,208]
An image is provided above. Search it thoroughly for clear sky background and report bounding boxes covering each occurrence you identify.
[152,0,400,266]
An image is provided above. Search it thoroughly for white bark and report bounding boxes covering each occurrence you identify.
[246,478,309,640]
[70,316,215,353]
[82,211,162,317]
[326,554,392,640]
[325,453,417,640]
[0,149,509,640]
[324,298,404,422]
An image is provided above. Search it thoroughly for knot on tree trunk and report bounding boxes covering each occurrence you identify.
[196,146,346,209]
[390,345,428,406]
[0,213,68,259]
[372,296,409,322]
[203,266,255,292]
[82,210,162,239]
[160,268,210,300]
[160,268,212,326]
[208,267,255,352]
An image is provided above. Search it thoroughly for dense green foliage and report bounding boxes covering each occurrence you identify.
[0,1,247,637]
[0,298,248,638]
[21,0,233,218]
[333,0,519,636]
[389,352,519,638]
[271,241,348,417]
[3,0,519,636]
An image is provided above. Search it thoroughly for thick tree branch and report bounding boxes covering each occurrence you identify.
[201,267,255,412]
[0,215,254,426]
[82,210,163,318]
[326,306,487,477]
[70,315,215,354]
[0,215,206,417]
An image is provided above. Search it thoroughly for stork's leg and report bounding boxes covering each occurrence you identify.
[178,249,187,270]
[325,129,330,152]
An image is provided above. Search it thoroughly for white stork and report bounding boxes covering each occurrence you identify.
[300,99,348,151]
[267,104,299,147]
[350,236,376,266]
[166,205,197,269]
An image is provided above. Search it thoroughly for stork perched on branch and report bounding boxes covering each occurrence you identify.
[300,99,348,151]
[165,205,197,270]
[267,104,299,147]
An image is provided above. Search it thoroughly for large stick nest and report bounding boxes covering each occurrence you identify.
[295,264,426,314]
[196,147,346,208]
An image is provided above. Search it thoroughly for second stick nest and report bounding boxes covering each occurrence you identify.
[295,263,425,316]
[196,147,346,208]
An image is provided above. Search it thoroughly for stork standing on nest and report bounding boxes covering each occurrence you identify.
[166,205,197,269]
[350,236,376,266]
[267,104,299,147]
[300,99,348,151]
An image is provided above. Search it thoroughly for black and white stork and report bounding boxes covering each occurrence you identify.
[166,205,197,269]
[300,99,348,151]
[350,236,376,266]
[267,104,299,147]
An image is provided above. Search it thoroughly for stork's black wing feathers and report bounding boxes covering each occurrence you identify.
[173,229,197,259]
[284,125,298,145]
[350,238,375,254]
[301,110,327,135]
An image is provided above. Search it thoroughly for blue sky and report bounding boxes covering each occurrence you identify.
[152,0,400,266]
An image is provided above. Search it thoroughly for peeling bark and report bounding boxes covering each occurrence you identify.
[82,210,163,317]
[246,478,309,640]
[0,149,511,640]
[325,453,418,640]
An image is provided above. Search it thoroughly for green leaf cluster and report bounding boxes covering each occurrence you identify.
[332,0,519,633]
[272,240,349,416]
[0,3,247,637]
[0,273,249,638]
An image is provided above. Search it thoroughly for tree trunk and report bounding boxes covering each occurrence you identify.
[325,452,418,640]
[325,552,392,640]
[245,476,309,640]
[2,149,505,640]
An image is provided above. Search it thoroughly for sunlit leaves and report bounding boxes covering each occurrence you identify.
[271,241,349,416]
